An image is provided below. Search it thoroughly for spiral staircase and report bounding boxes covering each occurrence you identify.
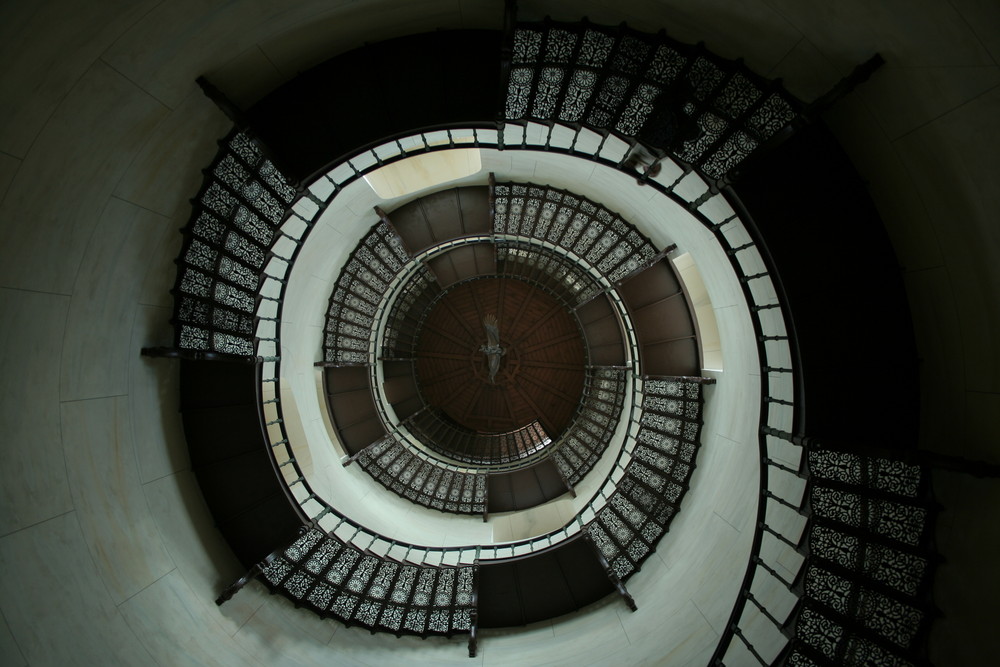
[142,8,939,665]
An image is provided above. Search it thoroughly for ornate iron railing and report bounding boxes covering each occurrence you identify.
[504,18,802,186]
[256,524,477,639]
[361,234,636,474]
[173,131,299,355]
[173,115,932,662]
[178,120,755,572]
[354,434,489,515]
[243,122,721,562]
[492,180,661,285]
[588,375,707,580]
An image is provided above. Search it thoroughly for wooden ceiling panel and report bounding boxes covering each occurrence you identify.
[415,277,585,436]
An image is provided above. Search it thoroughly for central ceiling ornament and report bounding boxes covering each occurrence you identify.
[413,275,586,438]
[479,313,506,384]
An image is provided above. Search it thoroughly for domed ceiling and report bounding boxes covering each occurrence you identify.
[414,276,585,437]
[316,176,703,520]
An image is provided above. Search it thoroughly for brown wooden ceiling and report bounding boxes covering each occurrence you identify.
[414,277,585,436]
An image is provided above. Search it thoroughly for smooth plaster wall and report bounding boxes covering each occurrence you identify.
[0,1,997,665]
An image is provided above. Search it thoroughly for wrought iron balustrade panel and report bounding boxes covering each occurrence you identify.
[382,265,440,358]
[493,181,659,288]
[780,446,936,665]
[552,368,627,486]
[258,527,475,637]
[494,240,604,307]
[407,409,550,467]
[356,435,487,516]
[323,222,410,364]
[506,20,802,183]
[588,376,705,581]
[173,130,298,355]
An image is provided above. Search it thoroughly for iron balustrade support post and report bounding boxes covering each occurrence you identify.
[765,395,793,406]
[765,489,806,514]
[761,426,814,449]
[765,456,808,479]
[594,128,611,156]
[312,506,333,524]
[300,189,325,209]
[664,163,693,195]
[215,560,265,605]
[344,437,384,467]
[745,590,794,638]
[583,531,637,612]
[216,524,309,605]
[487,172,497,235]
[567,122,583,154]
[482,480,490,523]
[803,54,885,124]
[542,120,556,149]
[688,182,721,211]
[267,248,293,264]
[751,302,781,312]
[732,625,769,665]
[710,213,738,232]
[727,241,755,255]
[760,519,809,554]
[752,555,799,592]
[196,76,249,130]
[741,271,769,283]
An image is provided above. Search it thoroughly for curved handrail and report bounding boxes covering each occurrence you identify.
[170,14,934,656]
[254,358,311,526]
[723,186,807,426]
[167,120,794,656]
[253,122,767,566]
[363,234,633,475]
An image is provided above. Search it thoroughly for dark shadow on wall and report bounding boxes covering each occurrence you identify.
[730,122,920,448]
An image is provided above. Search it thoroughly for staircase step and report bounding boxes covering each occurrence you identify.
[493,181,659,286]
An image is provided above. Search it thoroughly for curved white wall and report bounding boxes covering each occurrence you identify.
[1,1,997,665]
[279,144,763,541]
